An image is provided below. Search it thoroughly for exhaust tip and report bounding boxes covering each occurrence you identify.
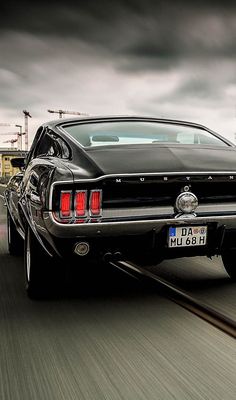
[103,252,113,262]
[114,251,122,261]
[74,242,90,256]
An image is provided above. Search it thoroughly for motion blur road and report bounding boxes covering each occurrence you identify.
[0,194,235,400]
[148,255,236,321]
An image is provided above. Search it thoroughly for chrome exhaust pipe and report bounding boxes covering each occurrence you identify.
[103,252,113,262]
[114,251,122,261]
[103,251,123,262]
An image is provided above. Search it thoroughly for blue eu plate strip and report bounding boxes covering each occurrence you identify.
[169,227,176,237]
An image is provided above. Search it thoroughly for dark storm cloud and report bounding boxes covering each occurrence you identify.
[165,78,221,101]
[1,0,236,144]
[2,0,236,67]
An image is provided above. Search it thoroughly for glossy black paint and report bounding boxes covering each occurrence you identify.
[4,116,236,263]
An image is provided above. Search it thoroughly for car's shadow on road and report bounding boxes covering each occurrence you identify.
[59,261,154,300]
[145,256,232,291]
[52,259,234,304]
[0,247,235,308]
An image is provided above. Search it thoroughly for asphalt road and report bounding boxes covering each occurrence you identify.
[147,255,236,321]
[0,197,235,400]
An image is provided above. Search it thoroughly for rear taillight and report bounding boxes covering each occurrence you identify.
[60,191,72,218]
[90,190,102,216]
[74,190,87,217]
[57,188,102,222]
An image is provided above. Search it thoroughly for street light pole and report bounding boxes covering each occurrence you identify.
[23,110,32,151]
[15,124,23,151]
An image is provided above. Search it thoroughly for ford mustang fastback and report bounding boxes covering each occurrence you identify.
[4,116,236,297]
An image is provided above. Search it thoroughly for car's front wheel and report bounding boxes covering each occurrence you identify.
[24,226,57,298]
[7,210,23,255]
[221,251,236,281]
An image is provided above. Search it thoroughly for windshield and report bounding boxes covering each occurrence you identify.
[62,121,228,148]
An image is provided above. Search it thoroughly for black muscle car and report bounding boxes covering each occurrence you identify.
[4,116,236,297]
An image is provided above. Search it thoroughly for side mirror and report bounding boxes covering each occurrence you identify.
[11,157,25,169]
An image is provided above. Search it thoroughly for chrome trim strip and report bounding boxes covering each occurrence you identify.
[44,210,236,239]
[101,203,236,219]
[48,172,236,210]
[49,212,236,226]
[102,205,173,218]
[75,171,236,182]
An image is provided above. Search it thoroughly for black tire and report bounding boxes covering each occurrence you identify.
[7,210,23,255]
[221,251,236,281]
[24,226,59,299]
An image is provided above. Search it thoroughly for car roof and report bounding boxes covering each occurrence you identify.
[37,115,233,148]
[44,115,211,131]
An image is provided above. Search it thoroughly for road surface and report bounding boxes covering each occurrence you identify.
[0,197,235,400]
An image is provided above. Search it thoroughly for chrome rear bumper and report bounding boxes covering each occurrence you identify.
[43,210,236,239]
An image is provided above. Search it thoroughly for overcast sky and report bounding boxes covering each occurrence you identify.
[1,0,236,147]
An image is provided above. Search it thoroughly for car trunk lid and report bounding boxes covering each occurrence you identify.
[85,144,236,175]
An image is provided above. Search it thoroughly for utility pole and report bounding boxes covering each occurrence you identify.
[15,124,23,151]
[23,110,32,151]
[47,109,89,118]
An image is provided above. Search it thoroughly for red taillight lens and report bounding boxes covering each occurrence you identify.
[60,191,72,218]
[75,190,87,217]
[90,190,102,216]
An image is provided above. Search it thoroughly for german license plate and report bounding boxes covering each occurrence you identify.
[168,226,207,248]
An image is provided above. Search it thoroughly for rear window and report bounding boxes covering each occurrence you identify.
[62,121,228,148]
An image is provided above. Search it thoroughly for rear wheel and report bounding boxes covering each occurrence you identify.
[24,226,59,299]
[7,210,23,255]
[221,251,236,281]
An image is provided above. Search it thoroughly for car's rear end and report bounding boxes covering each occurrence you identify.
[42,170,236,267]
[13,116,236,298]
[36,118,236,270]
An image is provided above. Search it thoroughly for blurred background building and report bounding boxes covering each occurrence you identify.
[0,149,27,180]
